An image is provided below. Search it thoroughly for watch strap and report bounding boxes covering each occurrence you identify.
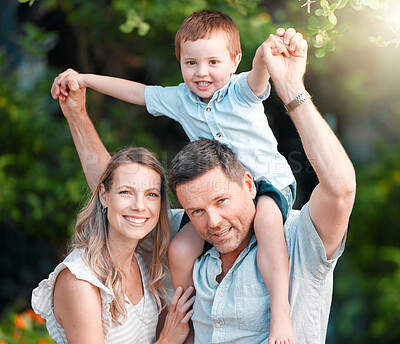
[284,90,311,112]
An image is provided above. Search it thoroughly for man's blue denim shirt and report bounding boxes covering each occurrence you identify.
[188,204,346,344]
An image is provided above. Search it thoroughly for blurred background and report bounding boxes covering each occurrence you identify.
[0,0,399,342]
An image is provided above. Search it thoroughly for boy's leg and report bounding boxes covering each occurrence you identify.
[168,221,205,291]
[254,195,292,344]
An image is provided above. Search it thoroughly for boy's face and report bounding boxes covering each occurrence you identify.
[179,31,241,103]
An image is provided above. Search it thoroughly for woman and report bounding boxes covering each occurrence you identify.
[32,147,194,343]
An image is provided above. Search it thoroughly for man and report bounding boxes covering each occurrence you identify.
[54,28,355,343]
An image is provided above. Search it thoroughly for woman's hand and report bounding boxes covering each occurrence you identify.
[157,286,195,344]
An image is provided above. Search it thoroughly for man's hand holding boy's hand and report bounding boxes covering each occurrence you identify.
[262,28,308,105]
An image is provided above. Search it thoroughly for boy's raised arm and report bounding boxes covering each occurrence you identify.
[247,45,272,98]
[52,68,146,106]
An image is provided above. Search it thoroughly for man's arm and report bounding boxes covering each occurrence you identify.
[55,76,111,191]
[53,68,146,106]
[265,29,356,259]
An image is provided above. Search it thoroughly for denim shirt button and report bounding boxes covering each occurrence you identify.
[215,322,221,328]
[219,291,224,296]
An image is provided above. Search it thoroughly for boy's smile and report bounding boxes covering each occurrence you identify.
[180,31,241,103]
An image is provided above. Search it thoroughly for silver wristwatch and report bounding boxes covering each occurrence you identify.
[284,90,311,112]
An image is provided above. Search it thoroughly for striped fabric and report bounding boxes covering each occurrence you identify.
[31,249,159,344]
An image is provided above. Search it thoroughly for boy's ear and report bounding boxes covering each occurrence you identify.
[232,53,242,72]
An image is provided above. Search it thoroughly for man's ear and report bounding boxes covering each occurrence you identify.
[243,171,257,199]
[232,53,242,73]
[99,184,107,207]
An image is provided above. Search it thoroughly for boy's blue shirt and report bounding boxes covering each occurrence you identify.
[144,71,295,190]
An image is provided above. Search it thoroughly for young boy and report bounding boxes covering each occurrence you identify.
[53,10,303,343]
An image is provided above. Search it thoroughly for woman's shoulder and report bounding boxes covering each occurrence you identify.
[32,249,113,317]
[53,267,103,318]
[55,267,100,297]
[52,266,106,343]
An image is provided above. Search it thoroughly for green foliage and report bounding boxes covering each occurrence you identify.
[335,140,400,342]
[0,21,88,314]
[0,32,85,240]
[18,0,36,7]
[303,0,400,57]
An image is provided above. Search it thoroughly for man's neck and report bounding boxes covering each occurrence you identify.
[217,253,238,283]
[216,231,253,282]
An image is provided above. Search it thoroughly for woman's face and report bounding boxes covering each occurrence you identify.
[100,162,162,245]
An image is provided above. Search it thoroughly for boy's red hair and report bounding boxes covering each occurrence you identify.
[175,9,241,61]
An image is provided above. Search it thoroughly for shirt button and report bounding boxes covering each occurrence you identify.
[216,133,222,138]
[219,95,223,100]
[215,323,221,328]
[219,291,224,297]
[206,107,211,112]
[214,268,219,274]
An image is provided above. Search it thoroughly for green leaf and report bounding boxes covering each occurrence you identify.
[138,22,151,36]
[315,48,326,58]
[325,40,336,52]
[321,0,330,11]
[119,23,133,34]
[329,13,338,25]
[330,3,338,11]
[308,16,320,27]
[315,9,324,16]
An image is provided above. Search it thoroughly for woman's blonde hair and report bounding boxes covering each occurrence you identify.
[71,147,170,324]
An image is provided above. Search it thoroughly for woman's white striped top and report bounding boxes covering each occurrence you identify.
[31,249,159,343]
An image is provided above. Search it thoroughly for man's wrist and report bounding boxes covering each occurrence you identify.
[284,90,311,113]
[274,81,306,105]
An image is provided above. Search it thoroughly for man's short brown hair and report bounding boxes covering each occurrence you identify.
[174,9,241,61]
[168,138,246,201]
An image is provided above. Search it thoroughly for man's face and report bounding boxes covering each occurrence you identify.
[179,31,241,103]
[176,167,256,258]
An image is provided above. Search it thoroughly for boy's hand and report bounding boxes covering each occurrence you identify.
[261,28,307,87]
[51,69,85,101]
[58,76,87,121]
